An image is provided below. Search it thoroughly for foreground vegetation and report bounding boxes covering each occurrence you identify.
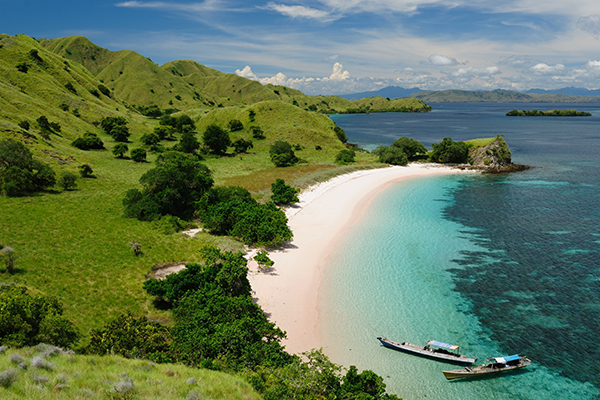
[0,345,261,400]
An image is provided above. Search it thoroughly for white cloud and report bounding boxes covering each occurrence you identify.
[115,0,223,12]
[429,54,459,66]
[328,62,350,80]
[235,65,259,80]
[577,15,600,39]
[531,63,565,75]
[266,3,335,21]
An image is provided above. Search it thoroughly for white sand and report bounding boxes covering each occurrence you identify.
[247,164,474,355]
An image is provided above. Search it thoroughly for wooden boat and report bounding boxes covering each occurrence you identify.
[377,337,477,365]
[443,355,531,380]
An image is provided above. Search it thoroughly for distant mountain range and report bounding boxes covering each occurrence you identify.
[340,86,600,103]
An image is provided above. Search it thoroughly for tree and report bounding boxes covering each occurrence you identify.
[175,132,200,154]
[71,132,104,150]
[0,285,79,348]
[123,151,213,221]
[78,164,93,178]
[0,139,56,196]
[140,132,160,146]
[175,115,195,133]
[269,141,298,167]
[112,143,129,158]
[271,178,299,204]
[154,125,174,141]
[130,148,147,163]
[334,125,348,143]
[250,125,265,140]
[100,116,131,142]
[58,172,77,191]
[373,146,408,166]
[203,124,231,155]
[392,137,427,160]
[335,148,356,164]
[430,137,469,163]
[228,119,244,132]
[232,138,253,154]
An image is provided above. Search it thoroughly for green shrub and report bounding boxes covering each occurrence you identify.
[228,119,244,132]
[271,178,299,204]
[254,251,274,270]
[71,132,104,150]
[112,143,128,158]
[269,141,298,167]
[140,132,160,146]
[15,62,28,73]
[58,172,77,191]
[0,139,56,196]
[0,285,79,348]
[430,137,469,163]
[232,138,253,154]
[391,137,427,160]
[64,82,77,94]
[250,125,265,140]
[18,120,29,131]
[373,146,408,165]
[130,148,147,163]
[78,164,93,178]
[334,125,348,143]
[335,148,356,164]
[0,368,18,388]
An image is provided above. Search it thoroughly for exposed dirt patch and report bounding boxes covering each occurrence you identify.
[147,262,187,280]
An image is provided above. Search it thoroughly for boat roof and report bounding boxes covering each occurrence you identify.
[493,355,520,363]
[426,340,459,350]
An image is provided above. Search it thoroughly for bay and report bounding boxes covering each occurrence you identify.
[322,103,600,399]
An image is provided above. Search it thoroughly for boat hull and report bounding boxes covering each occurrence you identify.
[377,338,476,365]
[443,359,531,380]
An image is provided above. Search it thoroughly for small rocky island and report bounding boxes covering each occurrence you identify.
[465,135,530,173]
[506,109,591,116]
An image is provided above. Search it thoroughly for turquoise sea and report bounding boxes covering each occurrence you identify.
[325,104,600,399]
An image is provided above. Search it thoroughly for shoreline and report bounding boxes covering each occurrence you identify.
[247,163,476,355]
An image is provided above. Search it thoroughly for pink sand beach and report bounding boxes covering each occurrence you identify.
[247,164,473,355]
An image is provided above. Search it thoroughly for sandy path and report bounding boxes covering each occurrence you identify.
[247,164,473,355]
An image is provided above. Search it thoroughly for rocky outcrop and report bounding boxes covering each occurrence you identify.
[469,136,512,168]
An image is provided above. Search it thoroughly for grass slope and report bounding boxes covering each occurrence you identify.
[0,345,260,400]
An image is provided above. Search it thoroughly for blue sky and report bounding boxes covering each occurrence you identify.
[3,0,600,95]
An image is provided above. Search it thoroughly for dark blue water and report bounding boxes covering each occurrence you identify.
[329,104,600,395]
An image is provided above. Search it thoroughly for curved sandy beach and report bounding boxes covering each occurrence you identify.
[248,164,474,355]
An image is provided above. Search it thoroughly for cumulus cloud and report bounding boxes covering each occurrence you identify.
[577,15,600,39]
[530,63,565,75]
[328,62,350,80]
[266,2,334,21]
[429,54,459,66]
[235,65,259,80]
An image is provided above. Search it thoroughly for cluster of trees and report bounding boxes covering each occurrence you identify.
[197,186,292,247]
[506,109,592,117]
[71,132,104,150]
[0,285,79,348]
[373,136,427,165]
[0,140,56,196]
[100,116,130,142]
[269,140,299,167]
[84,246,399,399]
[430,137,469,164]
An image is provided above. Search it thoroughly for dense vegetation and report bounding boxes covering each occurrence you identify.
[373,136,428,165]
[0,140,56,196]
[505,109,592,116]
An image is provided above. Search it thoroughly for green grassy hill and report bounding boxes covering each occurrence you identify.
[0,345,260,400]
[408,89,600,103]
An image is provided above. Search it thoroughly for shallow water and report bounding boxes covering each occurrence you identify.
[322,104,600,399]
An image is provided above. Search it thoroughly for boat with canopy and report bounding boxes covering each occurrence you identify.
[376,337,477,365]
[442,354,531,380]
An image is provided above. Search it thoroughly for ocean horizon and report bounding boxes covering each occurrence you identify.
[323,104,600,399]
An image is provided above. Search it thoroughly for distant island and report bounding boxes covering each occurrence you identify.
[506,109,592,117]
